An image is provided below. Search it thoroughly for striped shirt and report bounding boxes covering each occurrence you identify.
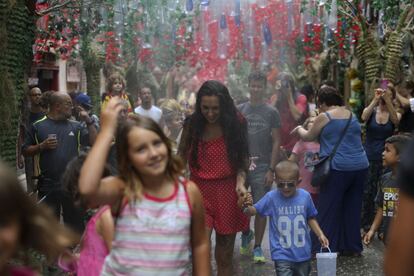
[101,178,192,275]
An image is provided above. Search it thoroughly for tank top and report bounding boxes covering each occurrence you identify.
[77,205,110,276]
[364,110,394,161]
[319,112,369,171]
[101,178,192,275]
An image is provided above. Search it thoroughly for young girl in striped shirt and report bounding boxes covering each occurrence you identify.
[79,97,210,275]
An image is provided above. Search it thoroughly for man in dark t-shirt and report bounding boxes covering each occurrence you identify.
[23,92,97,233]
[17,87,45,192]
[374,172,398,242]
[238,71,281,263]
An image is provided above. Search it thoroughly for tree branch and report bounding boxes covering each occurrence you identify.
[35,0,80,17]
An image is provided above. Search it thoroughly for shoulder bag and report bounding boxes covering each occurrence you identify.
[311,112,353,187]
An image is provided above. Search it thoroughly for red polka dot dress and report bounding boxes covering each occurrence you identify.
[189,136,249,235]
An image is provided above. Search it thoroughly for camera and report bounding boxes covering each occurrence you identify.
[281,79,290,89]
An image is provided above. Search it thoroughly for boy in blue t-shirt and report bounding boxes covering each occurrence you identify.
[243,160,329,275]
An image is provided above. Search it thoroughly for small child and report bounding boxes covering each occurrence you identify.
[0,162,76,275]
[363,135,411,245]
[60,153,114,276]
[243,160,329,275]
[289,116,320,203]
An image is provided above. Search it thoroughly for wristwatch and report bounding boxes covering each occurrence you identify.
[268,167,275,173]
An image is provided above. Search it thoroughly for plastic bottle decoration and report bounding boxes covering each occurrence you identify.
[200,0,211,52]
[217,13,229,59]
[246,7,256,60]
[260,43,269,66]
[263,20,272,46]
[258,0,267,9]
[303,0,313,35]
[328,0,337,31]
[286,0,294,34]
[378,10,385,40]
[234,0,241,27]
[186,0,193,12]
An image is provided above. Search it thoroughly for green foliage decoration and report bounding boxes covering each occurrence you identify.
[0,0,35,165]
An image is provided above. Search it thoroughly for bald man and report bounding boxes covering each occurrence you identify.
[23,92,97,233]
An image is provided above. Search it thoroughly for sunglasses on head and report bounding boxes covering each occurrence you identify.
[277,180,296,189]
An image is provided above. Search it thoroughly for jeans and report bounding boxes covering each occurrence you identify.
[38,190,85,234]
[247,163,271,203]
[274,260,311,276]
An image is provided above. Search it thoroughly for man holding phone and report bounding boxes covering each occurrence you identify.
[23,92,97,233]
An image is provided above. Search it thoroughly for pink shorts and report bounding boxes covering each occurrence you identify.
[192,177,250,235]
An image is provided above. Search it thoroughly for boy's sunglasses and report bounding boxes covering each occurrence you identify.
[277,181,296,189]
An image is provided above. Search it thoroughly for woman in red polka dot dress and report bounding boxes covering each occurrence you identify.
[179,80,250,276]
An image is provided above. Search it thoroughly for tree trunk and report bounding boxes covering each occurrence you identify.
[0,0,35,165]
[85,65,102,115]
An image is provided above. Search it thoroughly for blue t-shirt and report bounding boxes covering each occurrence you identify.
[254,189,317,262]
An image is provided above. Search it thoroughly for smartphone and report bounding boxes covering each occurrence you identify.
[380,79,388,90]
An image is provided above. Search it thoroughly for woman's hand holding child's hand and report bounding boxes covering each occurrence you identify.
[238,192,253,209]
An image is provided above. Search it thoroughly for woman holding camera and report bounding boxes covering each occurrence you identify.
[360,85,401,234]
[274,73,308,155]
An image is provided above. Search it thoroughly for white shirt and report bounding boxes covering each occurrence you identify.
[134,105,163,124]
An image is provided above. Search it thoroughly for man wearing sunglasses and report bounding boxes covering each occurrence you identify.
[243,161,329,276]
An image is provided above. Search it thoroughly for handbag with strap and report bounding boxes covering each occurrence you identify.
[311,112,353,187]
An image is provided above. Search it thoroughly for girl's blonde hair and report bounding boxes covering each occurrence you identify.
[160,99,183,120]
[0,162,77,265]
[116,115,184,200]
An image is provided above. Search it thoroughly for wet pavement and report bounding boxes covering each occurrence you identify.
[211,222,385,276]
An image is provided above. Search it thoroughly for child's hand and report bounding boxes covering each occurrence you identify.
[237,192,253,209]
[100,97,125,133]
[363,230,374,245]
[319,234,329,248]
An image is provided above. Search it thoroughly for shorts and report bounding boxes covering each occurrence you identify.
[193,176,250,235]
[274,260,311,276]
[247,163,271,203]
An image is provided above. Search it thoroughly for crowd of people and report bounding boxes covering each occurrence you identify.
[1,67,414,276]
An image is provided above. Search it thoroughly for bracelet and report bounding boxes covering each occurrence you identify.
[268,167,275,173]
